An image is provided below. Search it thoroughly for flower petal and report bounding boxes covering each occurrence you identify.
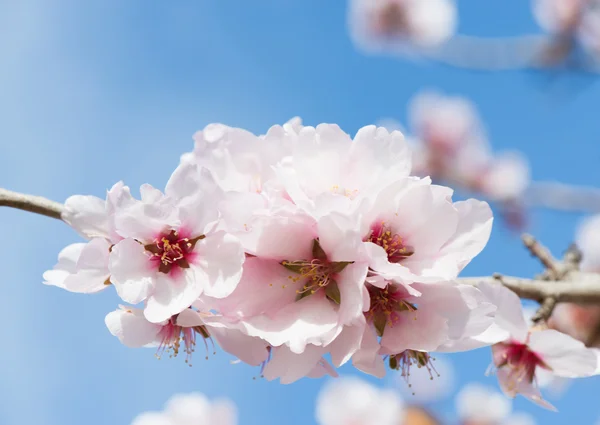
[105,307,162,347]
[529,329,598,377]
[63,195,109,239]
[193,231,244,299]
[109,238,154,305]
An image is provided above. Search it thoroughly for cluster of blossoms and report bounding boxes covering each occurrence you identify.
[131,393,236,425]
[348,0,457,52]
[395,91,531,229]
[534,0,600,61]
[43,119,597,405]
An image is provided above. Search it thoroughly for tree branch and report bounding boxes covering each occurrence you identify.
[459,273,600,304]
[0,188,64,220]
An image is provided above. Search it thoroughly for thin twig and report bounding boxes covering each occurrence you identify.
[531,297,558,323]
[0,188,64,220]
[521,233,561,279]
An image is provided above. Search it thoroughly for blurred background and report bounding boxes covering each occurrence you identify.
[1,1,600,424]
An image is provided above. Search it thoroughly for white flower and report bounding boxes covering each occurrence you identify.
[315,376,404,425]
[348,0,457,51]
[131,393,237,425]
[455,383,511,424]
[473,283,597,410]
[109,161,244,323]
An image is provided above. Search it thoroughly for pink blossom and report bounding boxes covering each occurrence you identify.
[472,283,597,410]
[131,392,237,425]
[360,176,493,284]
[348,0,457,52]
[353,281,495,381]
[43,181,134,293]
[108,162,245,323]
[273,124,411,219]
[211,206,370,358]
[315,376,404,425]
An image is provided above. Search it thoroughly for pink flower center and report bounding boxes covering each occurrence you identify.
[366,284,416,336]
[365,222,414,263]
[145,230,204,274]
[494,341,550,386]
[156,316,213,366]
[389,350,440,394]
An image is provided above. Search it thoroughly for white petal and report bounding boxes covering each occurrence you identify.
[438,199,493,273]
[63,195,109,238]
[328,318,366,367]
[144,270,203,323]
[193,231,244,299]
[208,324,269,366]
[109,238,154,305]
[63,238,111,293]
[263,344,325,384]
[175,308,206,327]
[240,294,338,353]
[478,281,529,342]
[353,326,386,378]
[43,243,85,288]
[104,307,162,347]
[529,329,598,377]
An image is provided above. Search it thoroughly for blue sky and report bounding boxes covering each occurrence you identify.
[1,1,600,424]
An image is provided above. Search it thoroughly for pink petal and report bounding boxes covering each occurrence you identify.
[193,231,244,299]
[263,345,326,384]
[438,199,493,272]
[109,238,154,305]
[240,294,338,354]
[478,281,529,342]
[328,318,367,367]
[208,324,269,366]
[353,326,386,378]
[43,243,85,288]
[62,238,111,293]
[144,270,203,323]
[529,329,598,377]
[380,306,449,354]
[63,194,109,239]
[208,257,298,319]
[104,307,162,347]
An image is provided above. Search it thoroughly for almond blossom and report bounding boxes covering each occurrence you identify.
[108,161,245,323]
[464,282,598,410]
[348,0,457,52]
[131,392,237,425]
[315,376,404,425]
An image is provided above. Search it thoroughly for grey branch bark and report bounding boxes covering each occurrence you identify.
[0,188,64,220]
[459,273,600,304]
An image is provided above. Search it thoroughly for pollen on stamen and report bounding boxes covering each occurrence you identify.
[389,350,441,396]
